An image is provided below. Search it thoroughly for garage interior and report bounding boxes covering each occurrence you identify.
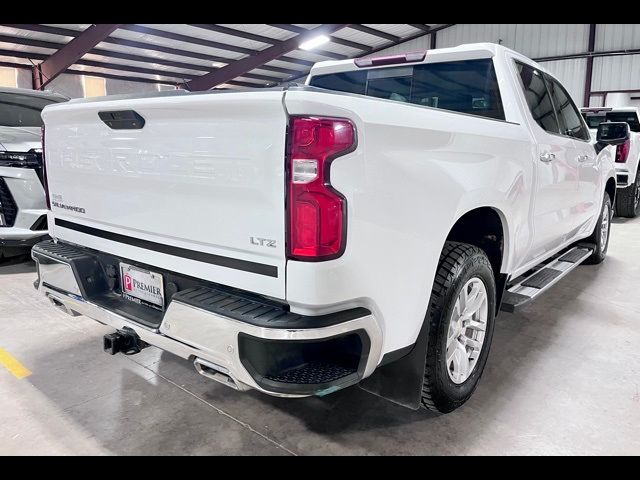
[1,23,640,455]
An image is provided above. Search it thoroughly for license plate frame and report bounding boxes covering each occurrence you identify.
[120,262,165,311]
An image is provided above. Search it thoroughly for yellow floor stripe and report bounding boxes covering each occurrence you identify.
[0,347,32,379]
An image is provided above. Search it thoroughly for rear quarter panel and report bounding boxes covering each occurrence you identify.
[284,90,534,354]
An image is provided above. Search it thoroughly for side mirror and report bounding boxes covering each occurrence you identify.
[596,122,629,146]
[595,122,629,154]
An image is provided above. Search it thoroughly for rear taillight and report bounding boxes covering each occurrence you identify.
[41,125,50,209]
[616,139,630,163]
[287,116,355,261]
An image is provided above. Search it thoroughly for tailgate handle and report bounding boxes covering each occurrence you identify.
[98,110,145,130]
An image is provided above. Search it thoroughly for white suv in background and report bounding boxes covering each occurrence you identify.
[0,87,67,259]
[581,107,640,217]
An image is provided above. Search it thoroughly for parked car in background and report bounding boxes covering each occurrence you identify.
[581,107,640,217]
[34,43,620,414]
[0,87,67,259]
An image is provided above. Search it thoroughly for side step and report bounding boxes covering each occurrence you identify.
[501,245,593,313]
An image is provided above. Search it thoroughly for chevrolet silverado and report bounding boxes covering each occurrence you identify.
[33,43,622,413]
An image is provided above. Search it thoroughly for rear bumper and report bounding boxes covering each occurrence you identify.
[32,240,383,397]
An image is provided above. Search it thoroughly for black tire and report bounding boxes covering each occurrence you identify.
[615,172,640,218]
[584,193,612,265]
[421,241,496,414]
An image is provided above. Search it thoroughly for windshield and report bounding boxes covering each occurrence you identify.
[581,111,640,132]
[0,92,63,127]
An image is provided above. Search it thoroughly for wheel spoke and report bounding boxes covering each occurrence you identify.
[466,319,486,332]
[462,283,483,317]
[445,277,489,385]
[465,337,483,351]
[447,322,458,348]
[455,341,470,381]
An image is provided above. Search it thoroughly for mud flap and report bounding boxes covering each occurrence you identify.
[358,317,430,410]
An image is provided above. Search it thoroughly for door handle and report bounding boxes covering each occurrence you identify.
[540,152,556,162]
[577,154,592,163]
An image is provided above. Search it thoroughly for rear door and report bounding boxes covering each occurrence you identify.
[42,90,288,299]
[515,62,581,263]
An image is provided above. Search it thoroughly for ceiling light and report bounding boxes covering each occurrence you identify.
[299,35,330,51]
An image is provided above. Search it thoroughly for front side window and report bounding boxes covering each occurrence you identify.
[309,58,505,120]
[545,77,590,141]
[0,93,62,127]
[516,62,558,134]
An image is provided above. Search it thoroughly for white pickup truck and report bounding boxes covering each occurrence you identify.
[34,43,622,414]
[581,107,640,217]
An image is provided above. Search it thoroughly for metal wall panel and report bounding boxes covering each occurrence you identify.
[595,24,640,51]
[592,54,640,91]
[437,24,589,59]
[538,58,587,105]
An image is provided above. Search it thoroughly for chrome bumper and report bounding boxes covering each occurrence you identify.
[33,246,383,398]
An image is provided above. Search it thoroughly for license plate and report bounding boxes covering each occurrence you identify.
[120,262,165,310]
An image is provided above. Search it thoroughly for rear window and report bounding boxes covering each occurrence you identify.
[582,113,606,129]
[309,58,505,120]
[0,92,63,128]
[582,111,640,132]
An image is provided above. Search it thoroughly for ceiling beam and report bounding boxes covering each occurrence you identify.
[0,33,210,73]
[32,24,122,89]
[188,24,282,45]
[114,24,320,65]
[1,24,316,70]
[409,24,432,32]
[0,48,192,84]
[0,33,285,84]
[185,24,349,91]
[120,24,255,55]
[349,25,401,43]
[0,53,177,86]
[122,24,351,63]
[360,24,455,58]
[267,24,368,54]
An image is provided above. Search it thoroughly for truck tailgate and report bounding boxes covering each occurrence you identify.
[42,90,288,299]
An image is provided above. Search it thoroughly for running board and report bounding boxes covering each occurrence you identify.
[501,246,593,313]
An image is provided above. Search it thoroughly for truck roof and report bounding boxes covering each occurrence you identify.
[307,42,547,79]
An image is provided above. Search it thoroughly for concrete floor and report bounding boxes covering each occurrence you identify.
[1,218,640,456]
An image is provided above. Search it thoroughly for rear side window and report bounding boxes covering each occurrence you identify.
[516,62,559,134]
[309,58,505,120]
[309,71,366,96]
[545,77,590,141]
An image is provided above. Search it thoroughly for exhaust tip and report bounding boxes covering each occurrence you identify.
[194,358,239,390]
[47,295,80,317]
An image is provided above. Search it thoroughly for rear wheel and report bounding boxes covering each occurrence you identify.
[584,193,612,265]
[420,242,496,414]
[615,172,640,218]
